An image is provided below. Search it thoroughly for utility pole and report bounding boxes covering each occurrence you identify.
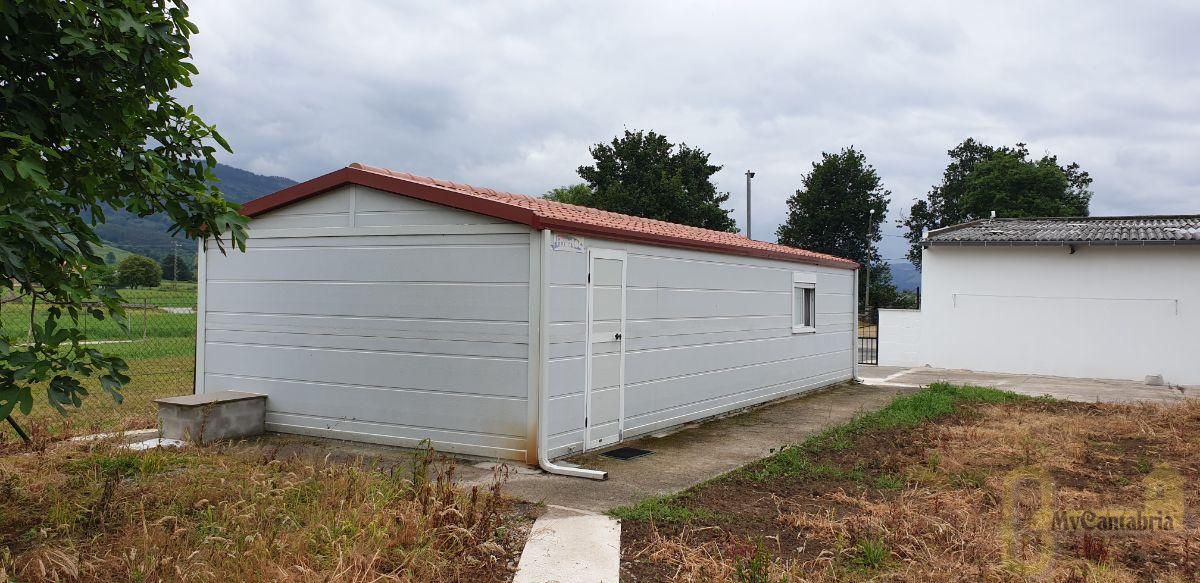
[172,240,180,290]
[864,208,874,322]
[744,170,755,239]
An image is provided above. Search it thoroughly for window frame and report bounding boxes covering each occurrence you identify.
[792,272,817,334]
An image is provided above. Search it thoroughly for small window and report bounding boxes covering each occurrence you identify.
[792,273,816,334]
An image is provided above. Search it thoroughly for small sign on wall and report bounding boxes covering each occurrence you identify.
[551,233,585,253]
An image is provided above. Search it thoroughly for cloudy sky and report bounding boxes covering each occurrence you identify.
[186,1,1200,262]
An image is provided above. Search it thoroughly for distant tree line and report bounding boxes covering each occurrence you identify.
[543,131,1091,312]
[88,250,195,293]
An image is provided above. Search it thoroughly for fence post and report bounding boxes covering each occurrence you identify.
[142,292,149,340]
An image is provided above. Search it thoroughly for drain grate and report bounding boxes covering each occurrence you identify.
[600,447,653,461]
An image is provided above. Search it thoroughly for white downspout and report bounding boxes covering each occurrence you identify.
[536,229,608,480]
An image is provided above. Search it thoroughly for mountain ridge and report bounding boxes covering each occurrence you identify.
[96,164,297,260]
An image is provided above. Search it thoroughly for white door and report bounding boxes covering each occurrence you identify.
[585,248,627,449]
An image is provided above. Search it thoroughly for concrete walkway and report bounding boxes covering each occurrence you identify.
[513,505,619,583]
[859,365,1198,403]
[460,382,913,513]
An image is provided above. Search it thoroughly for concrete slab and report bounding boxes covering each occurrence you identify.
[858,365,1198,403]
[123,438,187,451]
[462,382,915,513]
[513,505,620,583]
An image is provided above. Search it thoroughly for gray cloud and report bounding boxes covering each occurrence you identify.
[186,0,1200,263]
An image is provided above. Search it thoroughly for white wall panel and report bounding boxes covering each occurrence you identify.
[202,190,533,460]
[205,329,529,359]
[207,244,528,283]
[206,313,528,344]
[207,281,528,322]
[878,309,922,367]
[204,343,527,398]
[626,288,790,320]
[208,375,526,436]
[266,412,527,460]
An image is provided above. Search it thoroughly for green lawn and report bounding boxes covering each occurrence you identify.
[1,304,195,345]
[1,287,198,439]
[114,282,197,308]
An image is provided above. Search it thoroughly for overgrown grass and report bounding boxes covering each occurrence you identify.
[0,440,533,582]
[623,385,1200,581]
[612,384,1044,522]
[751,383,1041,480]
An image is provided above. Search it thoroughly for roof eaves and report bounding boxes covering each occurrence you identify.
[540,216,860,269]
[240,166,355,217]
[240,164,860,270]
[241,166,543,228]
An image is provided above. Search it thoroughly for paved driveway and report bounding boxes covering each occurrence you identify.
[859,365,1197,403]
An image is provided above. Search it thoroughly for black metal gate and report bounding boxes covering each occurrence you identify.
[858,309,878,365]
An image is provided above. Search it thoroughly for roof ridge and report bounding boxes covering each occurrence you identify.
[988,214,1200,221]
[923,214,1200,246]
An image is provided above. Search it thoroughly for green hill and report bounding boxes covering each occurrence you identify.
[96,164,296,261]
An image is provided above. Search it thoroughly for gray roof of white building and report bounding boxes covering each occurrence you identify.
[924,215,1200,247]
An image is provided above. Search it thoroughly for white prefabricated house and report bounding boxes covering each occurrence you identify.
[879,215,1200,385]
[196,163,859,477]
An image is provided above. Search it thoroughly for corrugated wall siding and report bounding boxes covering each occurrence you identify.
[201,185,534,460]
[544,237,856,459]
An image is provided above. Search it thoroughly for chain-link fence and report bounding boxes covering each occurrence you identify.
[1,283,197,440]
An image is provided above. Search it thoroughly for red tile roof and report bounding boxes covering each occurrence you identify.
[240,163,859,270]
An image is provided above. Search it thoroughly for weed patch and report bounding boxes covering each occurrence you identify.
[610,492,714,523]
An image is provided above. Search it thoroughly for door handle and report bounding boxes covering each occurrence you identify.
[614,333,622,340]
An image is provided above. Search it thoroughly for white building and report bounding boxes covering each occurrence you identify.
[879,216,1200,385]
[196,163,859,478]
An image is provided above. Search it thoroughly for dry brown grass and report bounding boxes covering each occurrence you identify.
[0,438,535,582]
[622,390,1200,582]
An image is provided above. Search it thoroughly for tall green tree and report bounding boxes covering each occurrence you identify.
[776,147,890,265]
[901,139,1092,267]
[160,248,193,282]
[776,147,902,308]
[575,130,738,232]
[0,1,248,422]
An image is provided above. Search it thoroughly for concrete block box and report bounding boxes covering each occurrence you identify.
[154,391,266,444]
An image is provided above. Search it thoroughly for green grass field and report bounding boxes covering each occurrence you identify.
[1,285,198,440]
